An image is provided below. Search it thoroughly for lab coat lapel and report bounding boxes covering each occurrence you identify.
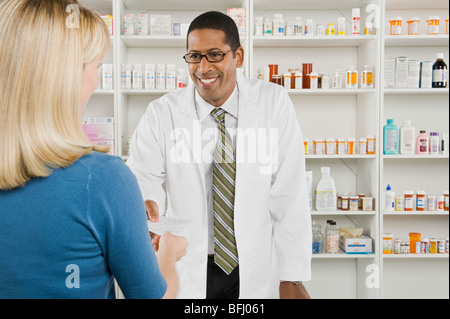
[174,84,207,200]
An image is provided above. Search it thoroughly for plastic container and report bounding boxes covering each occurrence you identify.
[101,64,113,90]
[337,17,346,35]
[155,64,166,90]
[407,17,420,35]
[400,120,415,155]
[144,64,156,89]
[315,167,337,211]
[384,184,395,212]
[132,64,143,89]
[273,14,285,36]
[445,190,449,211]
[432,53,448,88]
[347,137,356,155]
[345,65,358,89]
[389,17,403,35]
[427,16,440,35]
[429,132,441,155]
[326,222,339,253]
[404,191,414,211]
[312,222,323,254]
[409,233,421,254]
[121,63,132,89]
[358,138,367,155]
[352,8,360,35]
[384,119,399,155]
[416,191,426,211]
[383,233,394,254]
[416,130,429,155]
[429,238,438,253]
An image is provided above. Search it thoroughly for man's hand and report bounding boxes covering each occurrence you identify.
[279,282,311,299]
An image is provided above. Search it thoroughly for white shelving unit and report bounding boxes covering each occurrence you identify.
[79,0,449,299]
[379,0,449,299]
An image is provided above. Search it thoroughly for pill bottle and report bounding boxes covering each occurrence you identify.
[325,138,335,155]
[283,72,292,90]
[336,138,346,155]
[337,17,346,35]
[427,16,440,35]
[310,72,319,89]
[302,138,309,155]
[395,196,403,211]
[367,135,376,154]
[346,66,358,89]
[294,17,303,36]
[165,64,177,90]
[427,194,436,211]
[121,63,132,89]
[352,8,360,35]
[347,137,356,155]
[144,64,156,89]
[326,23,336,35]
[416,191,426,211]
[332,69,343,89]
[407,17,420,35]
[264,17,273,36]
[349,195,359,211]
[429,238,438,253]
[437,195,445,211]
[289,68,299,89]
[314,138,325,155]
[365,22,373,35]
[362,65,374,89]
[341,196,349,211]
[383,233,394,254]
[416,130,429,155]
[358,138,367,155]
[273,14,285,36]
[317,24,325,36]
[394,238,402,254]
[421,238,429,254]
[404,191,414,211]
[409,232,421,254]
[268,64,278,82]
[302,63,312,89]
[362,197,373,211]
[429,132,441,155]
[254,17,264,36]
[358,193,366,209]
[132,64,143,89]
[272,74,282,86]
[305,19,314,36]
[102,64,113,90]
[389,17,403,35]
[321,72,330,89]
[294,72,303,89]
[438,239,446,253]
[405,242,410,254]
[155,64,166,90]
[176,69,187,89]
[444,190,449,211]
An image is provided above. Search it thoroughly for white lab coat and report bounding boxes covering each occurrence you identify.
[127,74,312,299]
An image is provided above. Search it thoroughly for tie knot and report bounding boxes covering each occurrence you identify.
[211,108,226,124]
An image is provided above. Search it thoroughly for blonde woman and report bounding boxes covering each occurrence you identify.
[0,0,187,299]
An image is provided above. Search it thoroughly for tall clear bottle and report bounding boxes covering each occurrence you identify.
[312,221,323,254]
[326,221,339,254]
[332,69,342,89]
[315,167,337,211]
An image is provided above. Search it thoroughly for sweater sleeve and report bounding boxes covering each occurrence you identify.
[86,156,167,299]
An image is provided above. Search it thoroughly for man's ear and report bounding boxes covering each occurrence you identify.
[235,47,244,68]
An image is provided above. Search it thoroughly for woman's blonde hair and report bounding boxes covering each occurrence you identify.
[0,0,111,190]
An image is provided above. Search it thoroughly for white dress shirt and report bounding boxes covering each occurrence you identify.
[194,85,238,255]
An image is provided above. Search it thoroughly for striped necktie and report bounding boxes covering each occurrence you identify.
[211,108,238,275]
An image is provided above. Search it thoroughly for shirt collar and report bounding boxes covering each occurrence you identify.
[195,84,238,122]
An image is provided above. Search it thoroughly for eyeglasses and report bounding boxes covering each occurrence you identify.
[183,49,235,64]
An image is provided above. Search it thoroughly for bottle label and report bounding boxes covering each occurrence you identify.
[385,130,398,151]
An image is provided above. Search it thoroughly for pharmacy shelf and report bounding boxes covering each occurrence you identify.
[306,155,377,159]
[93,89,115,95]
[383,254,449,259]
[384,35,449,47]
[313,252,376,259]
[383,211,449,216]
[311,210,377,216]
[121,0,246,11]
[121,89,177,95]
[287,88,377,95]
[253,35,377,48]
[382,155,449,159]
[383,88,449,95]
[121,35,186,48]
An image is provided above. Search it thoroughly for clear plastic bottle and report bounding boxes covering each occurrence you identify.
[132,64,143,89]
[305,19,314,36]
[176,68,187,89]
[332,69,343,89]
[315,167,337,211]
[254,17,264,36]
[273,14,285,36]
[346,65,358,89]
[121,63,132,89]
[294,17,303,36]
[312,221,323,254]
[264,17,273,36]
[144,64,156,89]
[165,64,176,90]
[326,221,339,254]
[102,64,113,90]
[155,64,166,90]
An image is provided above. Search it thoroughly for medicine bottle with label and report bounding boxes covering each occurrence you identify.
[132,64,143,89]
[345,66,358,89]
[102,64,113,90]
[155,64,166,90]
[432,53,448,88]
[416,130,429,155]
[121,64,132,89]
[144,64,156,89]
[176,69,187,89]
[362,65,374,89]
[166,64,177,90]
[332,69,343,89]
[294,17,303,36]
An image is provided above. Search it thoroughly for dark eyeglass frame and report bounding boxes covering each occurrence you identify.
[183,48,236,64]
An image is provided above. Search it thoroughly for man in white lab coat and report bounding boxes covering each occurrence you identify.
[127,11,312,299]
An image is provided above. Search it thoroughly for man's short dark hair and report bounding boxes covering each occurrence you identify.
[187,11,241,54]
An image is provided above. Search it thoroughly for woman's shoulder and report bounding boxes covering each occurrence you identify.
[78,151,131,179]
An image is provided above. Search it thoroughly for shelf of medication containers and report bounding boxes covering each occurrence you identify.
[120,35,247,48]
[382,155,449,160]
[313,252,376,259]
[383,253,448,259]
[252,35,377,48]
[287,88,377,96]
[383,88,449,95]
[384,35,449,47]
[306,155,377,159]
[383,211,449,216]
[120,0,246,11]
[121,88,177,96]
[311,210,377,216]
